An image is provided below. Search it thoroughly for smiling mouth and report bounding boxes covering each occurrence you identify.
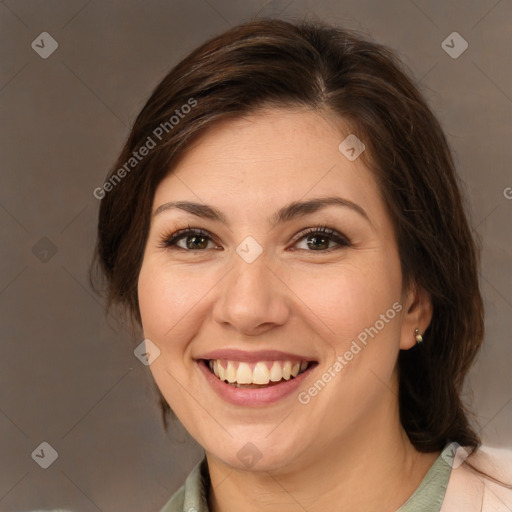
[203,359,315,388]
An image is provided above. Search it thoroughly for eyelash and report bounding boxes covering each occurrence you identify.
[158,224,351,253]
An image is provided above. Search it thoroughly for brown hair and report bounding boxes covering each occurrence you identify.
[91,18,484,454]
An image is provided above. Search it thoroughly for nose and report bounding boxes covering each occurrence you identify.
[212,251,291,337]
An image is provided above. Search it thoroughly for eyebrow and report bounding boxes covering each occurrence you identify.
[153,196,370,226]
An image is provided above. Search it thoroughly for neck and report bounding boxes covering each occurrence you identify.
[206,398,439,512]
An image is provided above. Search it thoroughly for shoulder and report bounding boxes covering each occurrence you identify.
[442,444,512,512]
[159,484,185,512]
[474,445,512,475]
[159,457,207,512]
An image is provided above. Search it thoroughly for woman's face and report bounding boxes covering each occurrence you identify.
[138,108,424,472]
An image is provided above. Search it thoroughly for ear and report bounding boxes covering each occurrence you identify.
[399,282,433,350]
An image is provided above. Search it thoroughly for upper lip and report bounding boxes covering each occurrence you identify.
[196,349,317,363]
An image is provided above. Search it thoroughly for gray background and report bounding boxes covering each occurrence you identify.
[0,0,511,510]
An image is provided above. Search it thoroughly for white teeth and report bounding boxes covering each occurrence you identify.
[209,359,311,385]
[226,360,237,383]
[269,361,283,382]
[217,360,226,381]
[282,361,292,380]
[252,362,270,385]
[236,362,253,384]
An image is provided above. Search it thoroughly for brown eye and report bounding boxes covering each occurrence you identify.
[183,234,210,250]
[305,233,330,250]
[160,227,217,251]
[293,226,351,252]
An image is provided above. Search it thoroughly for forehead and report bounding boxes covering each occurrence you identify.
[152,108,383,223]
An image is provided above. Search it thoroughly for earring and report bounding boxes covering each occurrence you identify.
[414,328,423,344]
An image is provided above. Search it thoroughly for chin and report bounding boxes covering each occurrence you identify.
[202,428,308,473]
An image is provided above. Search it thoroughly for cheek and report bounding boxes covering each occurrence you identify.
[137,261,209,346]
[288,255,402,344]
[292,263,403,418]
[137,262,209,416]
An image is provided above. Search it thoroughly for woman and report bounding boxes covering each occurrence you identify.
[92,18,511,511]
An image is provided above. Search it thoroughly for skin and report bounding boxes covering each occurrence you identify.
[138,108,437,512]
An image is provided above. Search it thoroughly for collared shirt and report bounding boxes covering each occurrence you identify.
[160,443,454,512]
[29,444,512,511]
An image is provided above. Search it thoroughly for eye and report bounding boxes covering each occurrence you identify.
[159,226,219,251]
[291,225,351,252]
[159,225,351,252]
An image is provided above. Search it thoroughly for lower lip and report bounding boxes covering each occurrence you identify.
[197,360,315,407]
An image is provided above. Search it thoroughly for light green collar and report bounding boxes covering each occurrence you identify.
[161,443,454,512]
